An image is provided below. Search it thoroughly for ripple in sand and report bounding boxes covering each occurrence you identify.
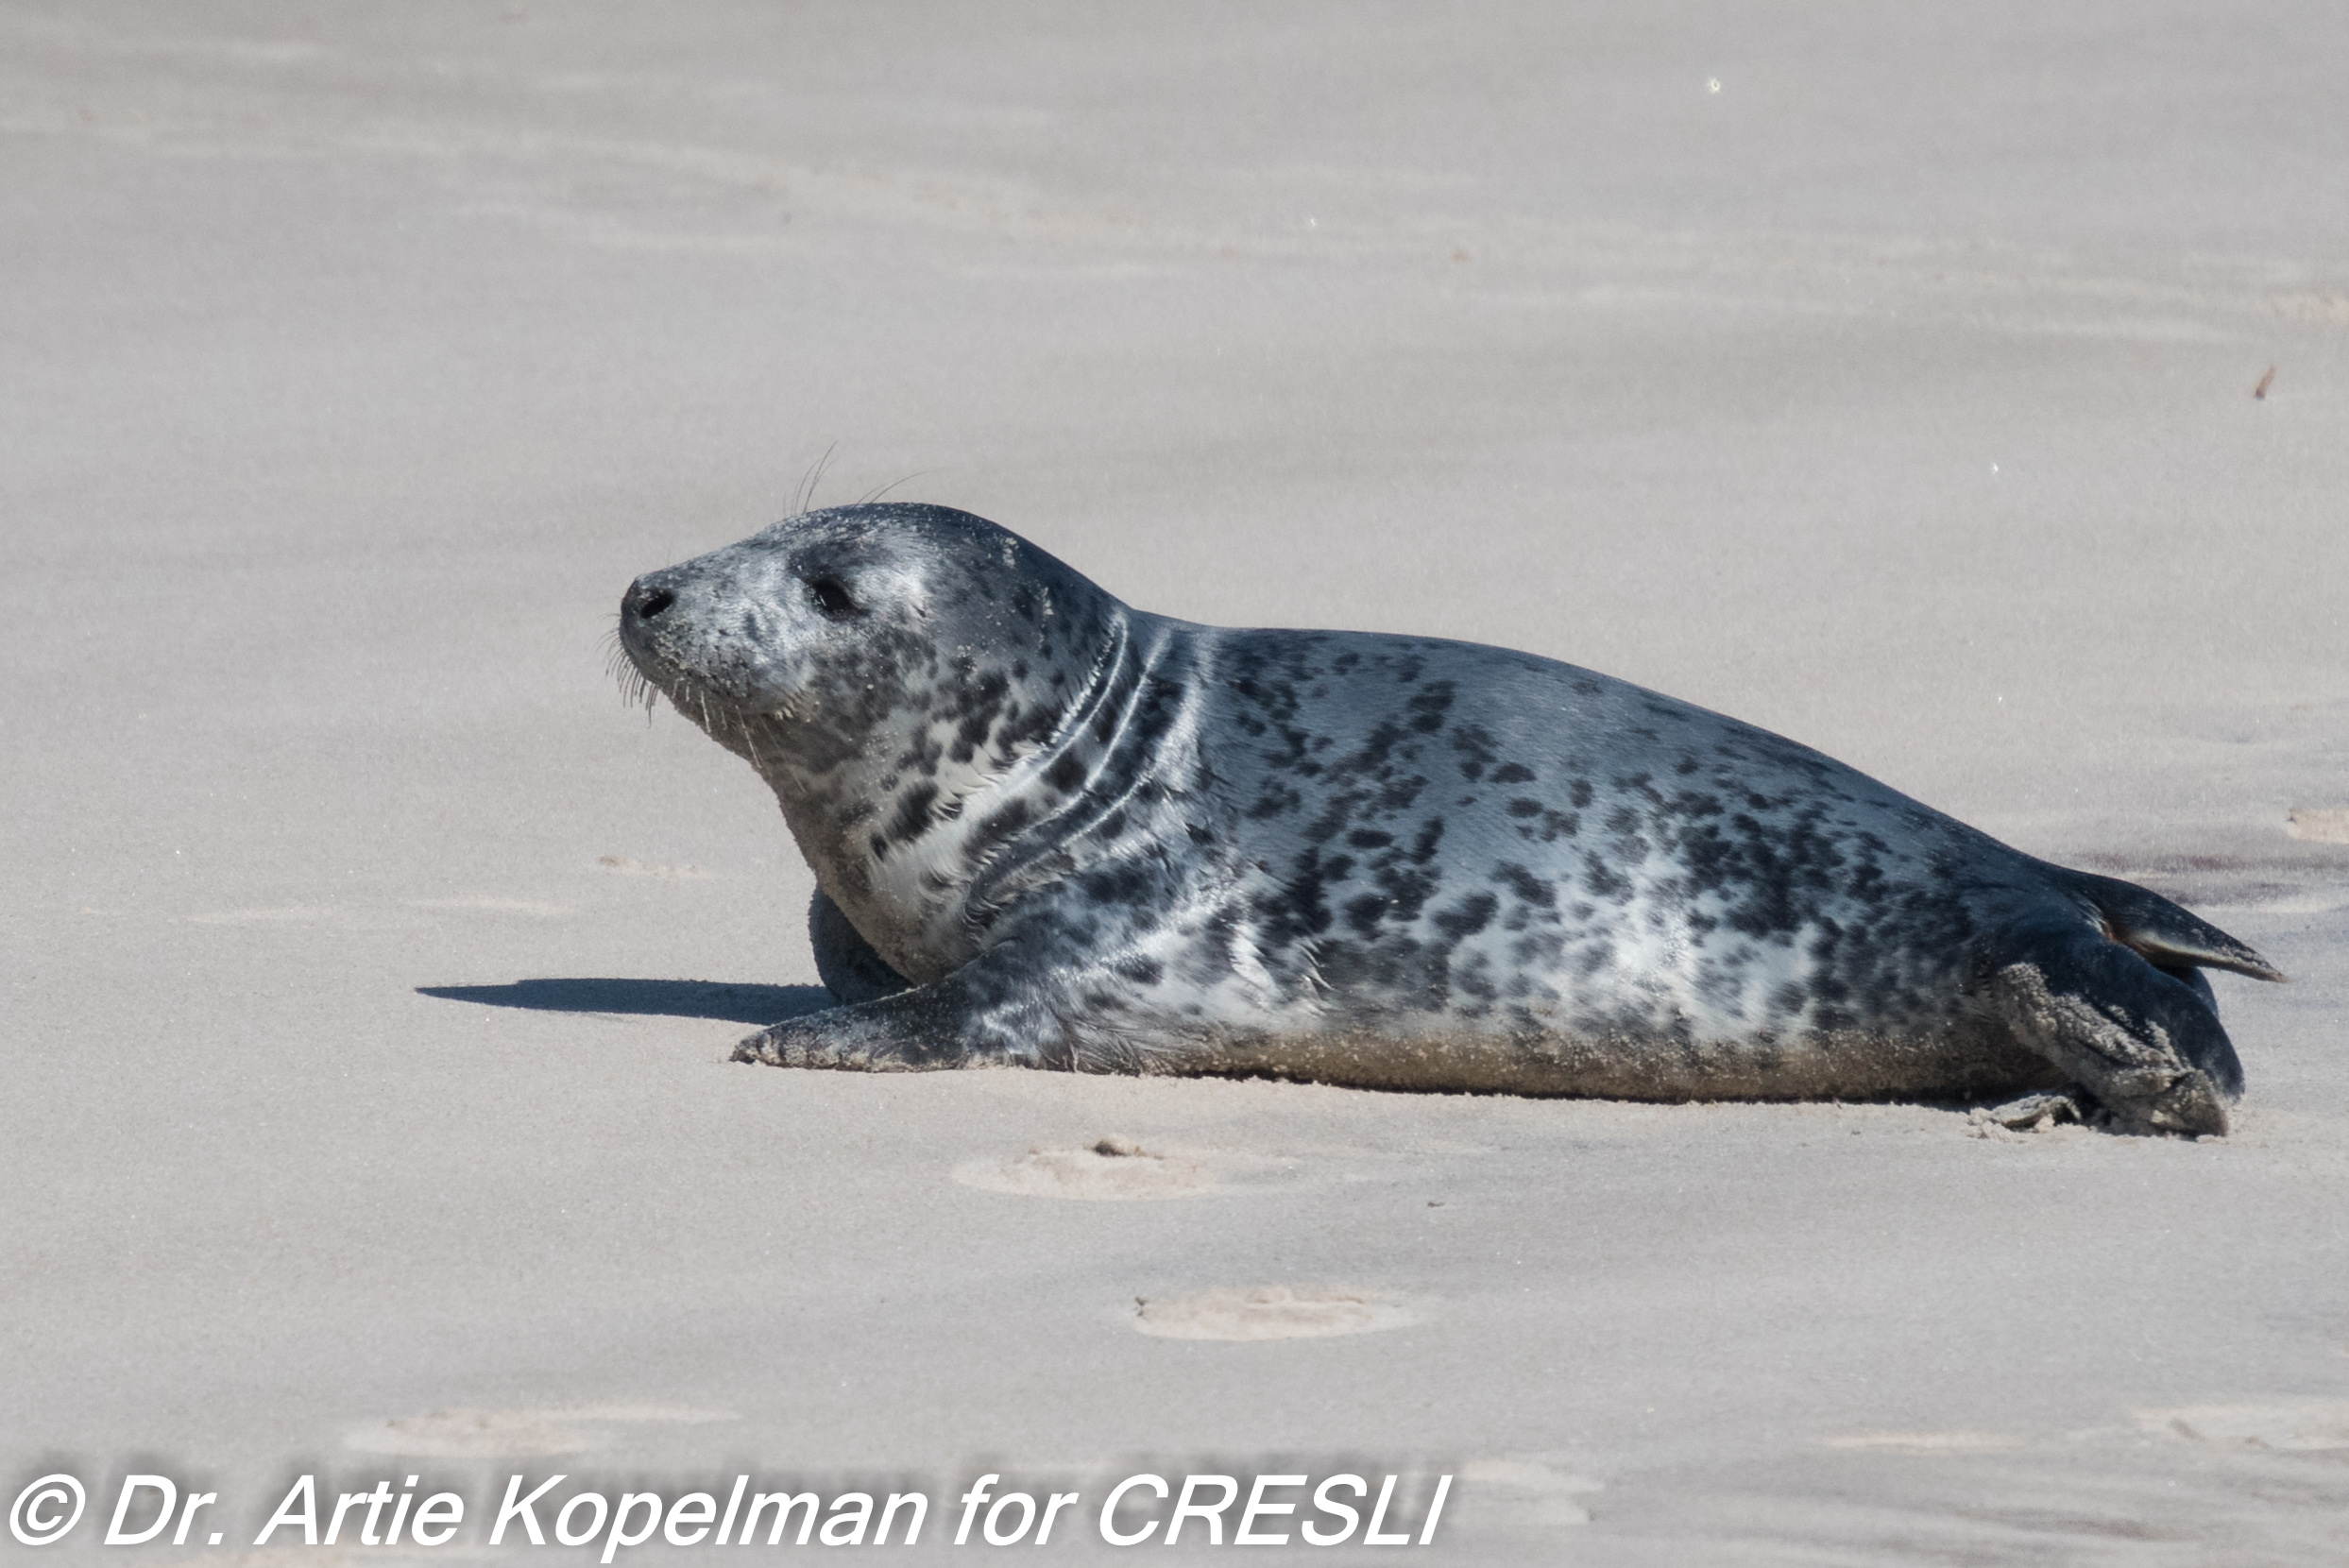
[2138,1400,2349,1451]
[185,905,337,925]
[344,1405,736,1457]
[1823,1430,2029,1453]
[1131,1287,1419,1341]
[595,856,712,879]
[1457,1458,1602,1526]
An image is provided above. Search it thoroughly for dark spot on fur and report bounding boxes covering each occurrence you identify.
[1493,862,1556,906]
[1405,681,1455,734]
[1432,892,1499,942]
[1045,751,1086,793]
[886,782,939,846]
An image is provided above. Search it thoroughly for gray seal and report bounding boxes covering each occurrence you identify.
[618,503,2281,1135]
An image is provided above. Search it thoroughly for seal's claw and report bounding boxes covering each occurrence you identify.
[2114,1069,2229,1138]
[733,1024,792,1065]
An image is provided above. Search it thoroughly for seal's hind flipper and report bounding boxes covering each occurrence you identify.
[2051,866,2287,981]
[1984,908,2243,1136]
[1972,1090,2088,1133]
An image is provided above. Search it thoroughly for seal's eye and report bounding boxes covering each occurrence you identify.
[807,575,858,619]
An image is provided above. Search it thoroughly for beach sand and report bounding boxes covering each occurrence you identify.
[6,3,2347,1560]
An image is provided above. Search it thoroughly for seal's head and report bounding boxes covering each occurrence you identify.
[619,503,1124,973]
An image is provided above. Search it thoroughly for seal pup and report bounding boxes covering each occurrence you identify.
[617,503,2282,1135]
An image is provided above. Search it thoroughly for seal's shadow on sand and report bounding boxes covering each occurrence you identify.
[418,980,831,1026]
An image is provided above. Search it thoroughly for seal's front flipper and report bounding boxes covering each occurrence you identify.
[808,887,911,1006]
[738,941,1086,1073]
[734,995,958,1071]
[736,972,993,1071]
[1984,910,2242,1136]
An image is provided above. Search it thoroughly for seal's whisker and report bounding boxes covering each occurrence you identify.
[794,442,841,517]
[604,624,662,716]
[860,469,934,506]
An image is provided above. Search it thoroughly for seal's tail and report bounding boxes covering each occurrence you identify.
[2049,865,2288,982]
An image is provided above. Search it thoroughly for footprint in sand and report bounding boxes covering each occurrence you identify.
[955,1137,1310,1201]
[2137,1400,2349,1452]
[344,1405,735,1457]
[1131,1287,1420,1341]
[954,1138,1212,1200]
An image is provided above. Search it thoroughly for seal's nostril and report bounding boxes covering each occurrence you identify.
[637,587,676,620]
